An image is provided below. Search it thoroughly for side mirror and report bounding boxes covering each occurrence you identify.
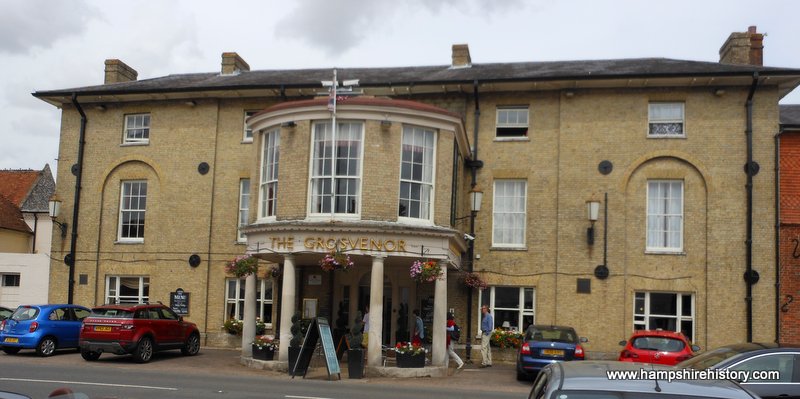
[580,337,589,343]
[691,345,700,352]
[618,340,627,346]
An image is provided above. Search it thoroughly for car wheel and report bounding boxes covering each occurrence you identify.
[1,347,20,355]
[181,333,200,356]
[80,349,101,361]
[133,336,154,363]
[36,336,57,357]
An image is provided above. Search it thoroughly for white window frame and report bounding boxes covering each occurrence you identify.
[646,180,684,253]
[1,274,20,287]
[123,113,150,144]
[495,106,529,139]
[308,121,363,218]
[105,276,150,304]
[237,179,250,242]
[225,278,274,327]
[633,291,695,342]
[478,286,535,333]
[648,102,685,137]
[118,181,147,243]
[258,128,280,221]
[243,110,258,143]
[398,125,436,224]
[492,180,527,248]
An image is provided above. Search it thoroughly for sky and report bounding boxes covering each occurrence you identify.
[1,0,799,177]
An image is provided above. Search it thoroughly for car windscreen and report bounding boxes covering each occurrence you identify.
[90,308,135,318]
[526,327,578,343]
[10,307,38,321]
[677,347,742,369]
[631,337,685,352]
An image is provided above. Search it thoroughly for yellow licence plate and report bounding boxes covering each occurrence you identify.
[4,338,18,343]
[542,349,564,356]
[94,326,112,332]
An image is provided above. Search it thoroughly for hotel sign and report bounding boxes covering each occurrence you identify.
[269,236,407,253]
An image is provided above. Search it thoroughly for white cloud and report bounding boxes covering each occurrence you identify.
[0,0,100,54]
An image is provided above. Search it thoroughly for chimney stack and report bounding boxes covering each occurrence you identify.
[104,59,138,84]
[221,52,250,75]
[451,44,472,68]
[719,26,764,66]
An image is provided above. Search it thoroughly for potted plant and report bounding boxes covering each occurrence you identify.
[251,335,277,361]
[223,318,243,335]
[393,341,427,368]
[318,249,354,272]
[410,260,443,283]
[288,312,306,374]
[347,311,365,378]
[255,317,267,335]
[225,254,259,277]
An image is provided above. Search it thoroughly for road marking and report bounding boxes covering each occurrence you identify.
[286,396,333,399]
[0,378,178,391]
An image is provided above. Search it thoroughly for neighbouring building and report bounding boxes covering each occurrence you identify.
[34,27,800,372]
[778,104,800,344]
[0,165,55,306]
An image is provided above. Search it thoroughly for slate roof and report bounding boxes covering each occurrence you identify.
[33,58,800,97]
[781,105,800,127]
[0,165,54,233]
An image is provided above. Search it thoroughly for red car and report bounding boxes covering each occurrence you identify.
[618,330,699,365]
[79,303,200,363]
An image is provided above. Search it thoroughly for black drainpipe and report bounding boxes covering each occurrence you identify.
[68,93,87,305]
[774,130,781,343]
[744,72,759,343]
[465,80,481,362]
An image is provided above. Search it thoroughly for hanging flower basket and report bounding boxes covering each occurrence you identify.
[462,272,488,290]
[225,254,259,278]
[319,249,354,272]
[410,260,443,283]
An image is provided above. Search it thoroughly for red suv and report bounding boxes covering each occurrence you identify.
[618,330,699,365]
[79,303,200,363]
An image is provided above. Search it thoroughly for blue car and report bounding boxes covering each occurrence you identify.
[0,304,91,357]
[516,324,587,381]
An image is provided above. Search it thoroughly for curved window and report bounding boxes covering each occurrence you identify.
[399,125,435,221]
[309,121,362,216]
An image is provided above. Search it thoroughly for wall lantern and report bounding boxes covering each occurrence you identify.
[586,200,600,245]
[48,195,68,238]
[470,186,483,213]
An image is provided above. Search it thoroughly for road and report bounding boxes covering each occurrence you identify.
[0,347,530,398]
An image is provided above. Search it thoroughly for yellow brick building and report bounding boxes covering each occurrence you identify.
[35,27,800,367]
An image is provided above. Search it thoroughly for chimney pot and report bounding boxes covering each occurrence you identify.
[104,59,138,84]
[221,52,250,75]
[451,44,471,68]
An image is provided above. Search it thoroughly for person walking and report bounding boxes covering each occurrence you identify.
[446,313,464,370]
[412,309,424,345]
[480,305,493,367]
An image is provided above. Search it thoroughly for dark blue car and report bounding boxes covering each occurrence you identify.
[516,324,587,380]
[0,304,91,357]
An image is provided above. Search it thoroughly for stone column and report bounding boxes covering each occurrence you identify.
[432,265,447,366]
[242,272,256,357]
[367,255,385,367]
[278,255,296,362]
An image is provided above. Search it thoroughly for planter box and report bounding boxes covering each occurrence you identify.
[252,345,275,361]
[396,352,425,368]
[347,349,364,378]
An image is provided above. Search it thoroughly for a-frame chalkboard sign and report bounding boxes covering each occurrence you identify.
[290,317,341,380]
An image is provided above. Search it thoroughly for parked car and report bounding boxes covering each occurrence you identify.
[79,303,200,363]
[0,304,91,356]
[677,342,800,399]
[529,360,758,399]
[619,329,699,365]
[516,324,586,380]
[0,306,12,321]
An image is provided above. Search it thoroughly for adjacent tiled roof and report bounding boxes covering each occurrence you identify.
[0,169,40,207]
[20,164,54,213]
[0,165,54,233]
[781,105,800,127]
[33,58,800,97]
[0,193,31,234]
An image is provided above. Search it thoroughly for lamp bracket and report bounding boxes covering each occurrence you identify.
[465,159,484,169]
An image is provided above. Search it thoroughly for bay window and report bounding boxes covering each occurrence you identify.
[309,121,362,216]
